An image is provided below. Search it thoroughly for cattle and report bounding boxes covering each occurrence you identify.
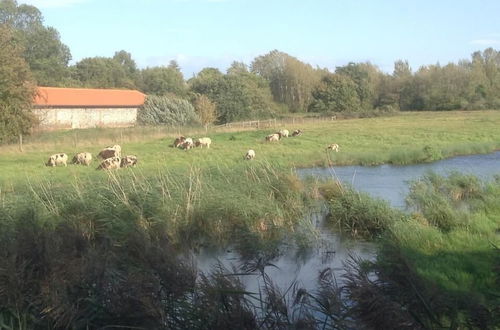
[279,129,289,138]
[98,145,121,159]
[72,152,92,166]
[326,143,340,152]
[46,153,68,167]
[173,136,186,148]
[195,137,212,149]
[291,129,302,137]
[265,133,280,142]
[97,157,121,170]
[181,138,194,150]
[120,155,138,168]
[245,149,256,160]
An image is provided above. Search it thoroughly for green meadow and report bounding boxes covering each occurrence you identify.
[1,110,500,188]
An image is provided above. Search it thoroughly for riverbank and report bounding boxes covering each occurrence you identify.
[320,172,500,329]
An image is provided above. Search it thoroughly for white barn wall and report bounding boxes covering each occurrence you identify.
[33,107,138,129]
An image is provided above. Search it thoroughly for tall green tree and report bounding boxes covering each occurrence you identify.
[227,61,249,75]
[189,68,278,123]
[113,50,139,83]
[308,74,361,113]
[140,65,186,96]
[469,48,500,108]
[74,57,133,89]
[336,62,382,109]
[0,26,36,142]
[251,50,320,112]
[392,60,420,110]
[0,0,71,86]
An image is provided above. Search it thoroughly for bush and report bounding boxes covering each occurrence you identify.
[405,172,484,231]
[320,181,404,238]
[138,95,199,126]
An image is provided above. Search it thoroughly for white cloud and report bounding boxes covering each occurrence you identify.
[470,39,500,45]
[18,0,88,8]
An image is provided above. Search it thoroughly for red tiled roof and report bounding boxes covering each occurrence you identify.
[34,87,146,107]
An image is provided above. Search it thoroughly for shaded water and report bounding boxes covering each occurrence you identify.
[196,206,375,294]
[197,152,500,293]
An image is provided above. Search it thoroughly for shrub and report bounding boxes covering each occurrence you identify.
[138,95,199,126]
[320,181,404,238]
[405,172,486,231]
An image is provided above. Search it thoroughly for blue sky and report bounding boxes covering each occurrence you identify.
[18,0,500,78]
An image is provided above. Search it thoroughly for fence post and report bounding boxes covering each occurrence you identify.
[19,134,23,152]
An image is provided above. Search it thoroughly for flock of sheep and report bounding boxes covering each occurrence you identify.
[45,145,137,170]
[171,129,341,158]
[45,128,340,169]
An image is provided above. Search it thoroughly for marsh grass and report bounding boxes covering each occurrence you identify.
[319,180,405,238]
[380,173,500,328]
[318,172,500,328]
[1,163,313,250]
[0,162,323,329]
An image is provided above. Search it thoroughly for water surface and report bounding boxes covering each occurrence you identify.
[298,151,500,209]
[197,152,500,294]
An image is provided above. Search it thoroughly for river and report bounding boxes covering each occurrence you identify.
[196,151,500,296]
[299,151,500,209]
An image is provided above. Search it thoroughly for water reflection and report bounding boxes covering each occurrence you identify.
[196,206,376,293]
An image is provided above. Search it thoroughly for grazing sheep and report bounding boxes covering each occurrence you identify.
[98,145,121,159]
[279,129,289,138]
[265,133,280,142]
[97,157,121,170]
[181,138,194,150]
[72,152,92,166]
[195,137,212,149]
[46,153,68,167]
[291,129,302,137]
[120,155,138,168]
[245,149,256,160]
[326,143,340,152]
[173,136,186,148]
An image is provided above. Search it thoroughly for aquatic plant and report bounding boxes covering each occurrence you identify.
[320,180,405,238]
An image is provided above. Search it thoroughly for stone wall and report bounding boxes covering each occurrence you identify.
[33,107,138,129]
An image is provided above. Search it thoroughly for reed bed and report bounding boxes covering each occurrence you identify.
[321,173,500,329]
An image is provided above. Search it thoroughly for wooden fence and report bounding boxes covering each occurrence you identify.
[214,116,337,131]
[7,115,338,153]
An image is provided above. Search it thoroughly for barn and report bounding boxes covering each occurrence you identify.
[33,87,146,129]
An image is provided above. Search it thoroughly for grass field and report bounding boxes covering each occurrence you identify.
[1,110,500,188]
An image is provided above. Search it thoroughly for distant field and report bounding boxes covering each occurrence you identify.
[1,110,500,188]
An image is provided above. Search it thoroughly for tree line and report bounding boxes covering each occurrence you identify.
[1,0,500,141]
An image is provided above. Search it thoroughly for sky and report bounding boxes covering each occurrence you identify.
[17,0,500,78]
